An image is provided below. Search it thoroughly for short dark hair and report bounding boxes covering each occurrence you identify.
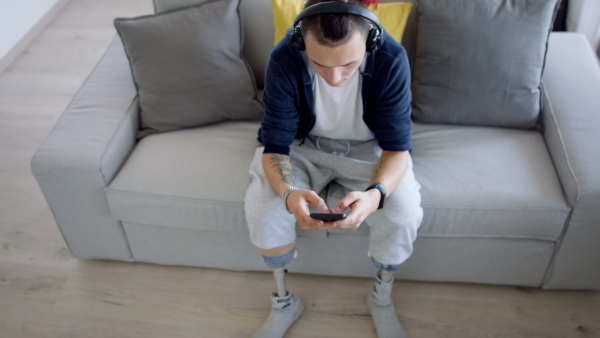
[300,0,372,48]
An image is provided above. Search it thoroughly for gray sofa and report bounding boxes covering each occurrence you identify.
[31,0,600,290]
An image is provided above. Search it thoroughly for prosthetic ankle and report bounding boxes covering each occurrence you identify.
[273,267,287,297]
[253,248,303,338]
[367,252,407,337]
[379,269,394,283]
[262,247,297,296]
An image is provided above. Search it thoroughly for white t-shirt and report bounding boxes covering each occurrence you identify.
[303,52,375,141]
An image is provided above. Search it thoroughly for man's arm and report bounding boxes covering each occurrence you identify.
[332,150,409,229]
[370,150,409,196]
[262,153,329,229]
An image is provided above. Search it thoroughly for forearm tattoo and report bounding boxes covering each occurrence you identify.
[269,154,296,185]
[372,158,388,182]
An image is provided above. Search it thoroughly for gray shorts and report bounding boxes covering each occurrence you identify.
[244,136,423,266]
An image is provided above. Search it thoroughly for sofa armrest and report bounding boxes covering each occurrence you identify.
[31,35,138,261]
[541,33,600,289]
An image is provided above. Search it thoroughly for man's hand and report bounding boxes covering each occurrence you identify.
[323,150,409,230]
[287,188,381,231]
[286,189,332,230]
[329,189,381,230]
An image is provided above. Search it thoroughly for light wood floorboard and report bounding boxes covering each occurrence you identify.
[0,0,599,337]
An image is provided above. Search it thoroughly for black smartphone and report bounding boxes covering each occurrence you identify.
[310,213,347,222]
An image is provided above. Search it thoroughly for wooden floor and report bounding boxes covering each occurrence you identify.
[0,0,599,337]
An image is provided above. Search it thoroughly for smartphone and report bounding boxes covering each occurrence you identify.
[310,213,347,222]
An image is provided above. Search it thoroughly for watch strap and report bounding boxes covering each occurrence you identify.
[366,182,386,210]
[282,186,299,214]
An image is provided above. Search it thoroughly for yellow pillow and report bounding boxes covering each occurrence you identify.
[271,0,413,46]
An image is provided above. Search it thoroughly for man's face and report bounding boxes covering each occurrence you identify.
[304,31,367,87]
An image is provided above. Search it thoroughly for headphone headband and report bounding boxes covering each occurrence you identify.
[293,2,383,34]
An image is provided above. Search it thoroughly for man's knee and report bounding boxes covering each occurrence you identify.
[258,242,295,257]
[369,252,400,271]
[259,244,297,269]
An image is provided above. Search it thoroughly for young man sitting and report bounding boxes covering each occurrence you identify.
[245,1,423,336]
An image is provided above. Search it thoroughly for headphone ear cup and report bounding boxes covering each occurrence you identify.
[366,28,381,52]
[291,25,306,51]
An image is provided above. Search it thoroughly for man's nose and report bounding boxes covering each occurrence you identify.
[326,68,343,86]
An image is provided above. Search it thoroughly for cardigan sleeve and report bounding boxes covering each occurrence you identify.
[258,45,301,156]
[367,42,413,152]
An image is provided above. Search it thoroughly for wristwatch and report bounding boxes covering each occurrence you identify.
[281,186,299,214]
[366,182,386,210]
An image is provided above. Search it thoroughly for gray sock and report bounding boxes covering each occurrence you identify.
[367,274,407,338]
[252,291,304,338]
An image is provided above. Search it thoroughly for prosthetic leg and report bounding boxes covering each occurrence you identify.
[252,248,304,338]
[368,254,408,338]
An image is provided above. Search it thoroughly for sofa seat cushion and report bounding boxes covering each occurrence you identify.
[106,120,342,240]
[107,121,570,243]
[412,123,570,241]
[106,121,262,233]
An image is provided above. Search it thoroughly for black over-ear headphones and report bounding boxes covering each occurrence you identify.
[291,1,383,52]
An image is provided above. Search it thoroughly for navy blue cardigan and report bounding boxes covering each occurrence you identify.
[259,28,413,155]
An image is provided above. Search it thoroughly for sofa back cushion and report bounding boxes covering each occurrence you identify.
[154,0,274,89]
[411,0,561,129]
[115,0,264,138]
[270,0,414,46]
[153,0,417,88]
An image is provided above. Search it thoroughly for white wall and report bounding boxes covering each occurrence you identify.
[0,0,71,74]
[567,0,600,60]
